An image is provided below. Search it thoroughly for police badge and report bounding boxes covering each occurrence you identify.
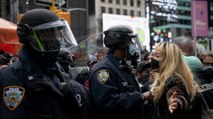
[96,69,109,84]
[3,86,25,111]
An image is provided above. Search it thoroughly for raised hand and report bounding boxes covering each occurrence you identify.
[168,91,178,113]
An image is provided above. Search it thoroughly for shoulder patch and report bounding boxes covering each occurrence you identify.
[96,69,109,84]
[3,86,25,111]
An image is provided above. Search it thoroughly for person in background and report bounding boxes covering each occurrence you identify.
[0,51,13,69]
[146,51,158,88]
[184,56,205,84]
[87,54,97,69]
[0,9,91,119]
[89,25,149,119]
[96,47,108,62]
[147,51,154,63]
[184,55,213,110]
[135,61,151,89]
[199,51,213,67]
[148,42,202,119]
[140,50,149,62]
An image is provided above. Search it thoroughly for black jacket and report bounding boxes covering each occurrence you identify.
[0,46,90,119]
[89,52,144,119]
[149,74,202,119]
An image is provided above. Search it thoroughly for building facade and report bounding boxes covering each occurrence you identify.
[0,0,19,23]
[146,0,213,50]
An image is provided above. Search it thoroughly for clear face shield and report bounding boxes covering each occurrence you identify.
[30,19,78,52]
[122,33,140,56]
[124,34,140,69]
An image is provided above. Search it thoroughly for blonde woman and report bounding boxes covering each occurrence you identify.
[148,42,202,119]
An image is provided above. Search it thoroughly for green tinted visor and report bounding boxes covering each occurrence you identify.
[30,19,77,52]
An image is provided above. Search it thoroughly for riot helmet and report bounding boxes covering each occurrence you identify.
[104,25,140,69]
[104,25,137,49]
[0,51,13,65]
[17,9,77,68]
[17,9,77,52]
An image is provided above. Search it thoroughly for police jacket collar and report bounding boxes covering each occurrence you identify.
[18,46,43,75]
[107,52,124,69]
[18,46,65,97]
[107,52,132,70]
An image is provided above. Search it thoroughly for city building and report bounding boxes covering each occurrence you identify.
[0,0,19,23]
[146,0,189,40]
[146,0,213,51]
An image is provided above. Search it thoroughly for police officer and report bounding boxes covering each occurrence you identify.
[89,25,148,119]
[0,9,90,119]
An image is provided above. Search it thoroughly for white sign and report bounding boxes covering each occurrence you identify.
[102,13,150,51]
[34,0,66,7]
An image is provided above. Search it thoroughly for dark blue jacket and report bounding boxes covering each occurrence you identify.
[89,52,144,119]
[0,46,90,119]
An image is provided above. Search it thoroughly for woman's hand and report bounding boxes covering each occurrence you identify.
[142,91,153,100]
[168,91,178,113]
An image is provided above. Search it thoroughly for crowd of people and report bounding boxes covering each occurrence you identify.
[0,9,213,119]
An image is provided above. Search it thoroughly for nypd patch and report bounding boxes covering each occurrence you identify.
[3,86,25,111]
[96,69,109,84]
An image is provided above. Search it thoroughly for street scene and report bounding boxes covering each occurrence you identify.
[0,0,212,119]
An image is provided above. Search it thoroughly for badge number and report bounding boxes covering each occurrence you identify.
[3,86,25,111]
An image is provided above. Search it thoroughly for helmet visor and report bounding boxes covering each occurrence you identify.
[117,33,139,49]
[30,20,77,52]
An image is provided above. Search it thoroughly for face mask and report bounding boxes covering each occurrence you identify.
[150,59,159,69]
[126,44,139,69]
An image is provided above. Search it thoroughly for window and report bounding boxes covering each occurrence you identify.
[138,11,141,17]
[101,7,105,13]
[109,0,113,3]
[123,9,128,15]
[137,0,141,7]
[130,0,134,6]
[184,20,190,25]
[109,8,113,14]
[123,0,127,5]
[130,10,134,16]
[116,8,120,14]
[101,0,105,2]
[210,2,213,7]
[116,0,120,4]
[179,19,184,24]
[176,28,182,36]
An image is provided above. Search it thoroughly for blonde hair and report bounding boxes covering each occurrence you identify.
[152,42,198,102]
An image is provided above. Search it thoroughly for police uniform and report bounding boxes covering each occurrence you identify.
[89,52,144,119]
[0,46,90,119]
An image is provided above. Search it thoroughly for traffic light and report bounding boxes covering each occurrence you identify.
[56,11,70,25]
[17,14,23,23]
[49,0,71,25]
[18,0,70,25]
